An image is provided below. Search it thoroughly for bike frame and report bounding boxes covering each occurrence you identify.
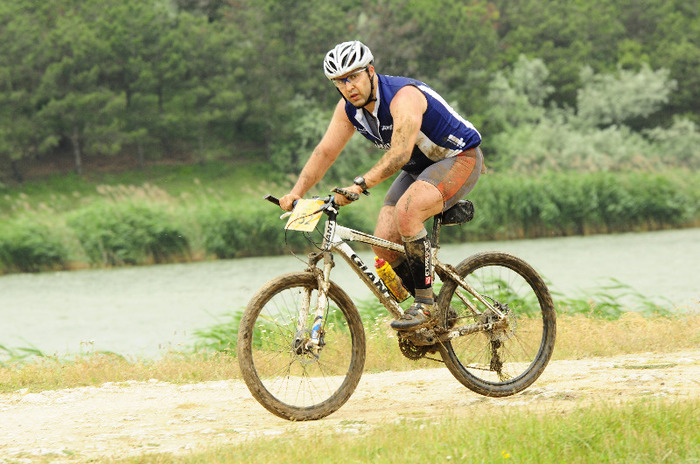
[299,200,505,348]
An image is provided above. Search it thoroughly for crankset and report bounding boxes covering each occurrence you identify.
[397,329,441,361]
[398,338,430,360]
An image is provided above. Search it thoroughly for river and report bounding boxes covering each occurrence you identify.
[1,228,698,358]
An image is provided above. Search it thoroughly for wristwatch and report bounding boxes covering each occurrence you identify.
[353,176,370,195]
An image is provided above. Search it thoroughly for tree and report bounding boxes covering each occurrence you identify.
[400,0,500,120]
[0,2,56,180]
[484,56,698,172]
[221,0,358,161]
[576,64,676,129]
[493,0,625,105]
[32,1,123,175]
[650,2,700,124]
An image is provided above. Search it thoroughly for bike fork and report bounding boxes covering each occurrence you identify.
[296,253,333,353]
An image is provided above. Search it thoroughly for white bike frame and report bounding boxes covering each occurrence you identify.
[298,207,505,347]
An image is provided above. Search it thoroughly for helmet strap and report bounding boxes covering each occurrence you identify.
[361,69,377,108]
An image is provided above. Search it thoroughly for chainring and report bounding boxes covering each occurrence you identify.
[398,337,430,360]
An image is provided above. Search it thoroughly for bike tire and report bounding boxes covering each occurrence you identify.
[437,251,556,397]
[237,271,366,421]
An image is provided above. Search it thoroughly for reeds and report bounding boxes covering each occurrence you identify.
[1,167,698,274]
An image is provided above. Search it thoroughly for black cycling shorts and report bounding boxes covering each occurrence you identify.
[383,147,483,211]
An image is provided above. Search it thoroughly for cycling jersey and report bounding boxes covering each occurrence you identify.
[344,74,482,174]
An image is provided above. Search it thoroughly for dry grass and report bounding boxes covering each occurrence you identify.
[552,312,700,359]
[0,352,240,393]
[1,313,698,393]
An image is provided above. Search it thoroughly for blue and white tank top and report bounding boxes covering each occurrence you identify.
[345,74,481,174]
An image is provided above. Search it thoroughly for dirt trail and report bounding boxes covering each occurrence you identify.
[1,350,698,463]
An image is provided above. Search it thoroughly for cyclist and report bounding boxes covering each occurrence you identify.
[280,40,484,330]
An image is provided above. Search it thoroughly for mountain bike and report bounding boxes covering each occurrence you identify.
[237,189,556,421]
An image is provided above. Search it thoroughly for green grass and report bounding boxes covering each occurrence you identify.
[1,163,699,274]
[116,398,699,464]
[190,279,678,358]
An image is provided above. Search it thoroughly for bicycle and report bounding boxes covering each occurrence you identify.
[237,188,556,421]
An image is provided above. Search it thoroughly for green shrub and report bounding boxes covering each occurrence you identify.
[196,192,380,260]
[67,202,189,266]
[2,166,699,274]
[0,219,68,272]
[440,170,699,243]
[199,200,305,258]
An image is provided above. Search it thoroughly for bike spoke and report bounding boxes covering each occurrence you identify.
[239,273,365,419]
[438,252,555,396]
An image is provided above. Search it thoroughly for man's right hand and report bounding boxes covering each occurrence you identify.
[279,193,301,211]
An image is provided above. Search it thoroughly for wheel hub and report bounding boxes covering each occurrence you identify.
[292,330,322,364]
[480,303,516,342]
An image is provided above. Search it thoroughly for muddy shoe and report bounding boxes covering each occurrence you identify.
[390,300,437,331]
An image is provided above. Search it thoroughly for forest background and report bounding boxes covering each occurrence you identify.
[1,0,699,273]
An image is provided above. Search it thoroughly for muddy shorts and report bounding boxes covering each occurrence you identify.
[383,147,484,211]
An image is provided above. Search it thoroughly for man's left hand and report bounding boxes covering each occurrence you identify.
[335,184,364,206]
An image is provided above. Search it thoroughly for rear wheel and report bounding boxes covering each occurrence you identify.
[237,272,366,421]
[437,252,556,397]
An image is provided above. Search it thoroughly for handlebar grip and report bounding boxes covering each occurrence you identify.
[332,187,359,202]
[264,194,299,209]
[263,194,280,206]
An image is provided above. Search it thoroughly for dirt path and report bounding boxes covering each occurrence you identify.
[1,350,698,463]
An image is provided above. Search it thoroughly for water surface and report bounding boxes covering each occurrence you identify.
[1,228,697,358]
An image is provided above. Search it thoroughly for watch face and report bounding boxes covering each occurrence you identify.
[353,176,370,195]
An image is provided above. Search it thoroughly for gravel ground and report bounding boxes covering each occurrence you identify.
[0,350,698,463]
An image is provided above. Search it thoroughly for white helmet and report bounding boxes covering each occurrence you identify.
[323,41,374,80]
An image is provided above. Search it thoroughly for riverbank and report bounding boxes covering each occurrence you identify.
[2,312,699,392]
[1,164,699,275]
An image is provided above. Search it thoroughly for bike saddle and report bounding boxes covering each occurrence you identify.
[437,199,474,226]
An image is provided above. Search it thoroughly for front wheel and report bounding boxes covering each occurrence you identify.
[237,271,366,421]
[437,252,556,397]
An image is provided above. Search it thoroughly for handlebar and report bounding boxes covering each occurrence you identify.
[263,188,359,209]
[263,194,280,206]
[332,187,359,202]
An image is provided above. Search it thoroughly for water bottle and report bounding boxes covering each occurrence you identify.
[375,257,411,302]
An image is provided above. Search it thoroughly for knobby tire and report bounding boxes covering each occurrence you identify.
[437,252,556,397]
[237,272,366,421]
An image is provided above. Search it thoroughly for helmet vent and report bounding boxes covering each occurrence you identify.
[323,41,374,80]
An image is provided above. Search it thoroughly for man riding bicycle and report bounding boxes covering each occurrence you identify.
[280,40,484,330]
